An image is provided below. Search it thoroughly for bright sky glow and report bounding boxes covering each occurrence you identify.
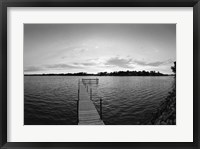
[24,24,176,74]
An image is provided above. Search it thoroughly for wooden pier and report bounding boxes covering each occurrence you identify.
[78,79,104,125]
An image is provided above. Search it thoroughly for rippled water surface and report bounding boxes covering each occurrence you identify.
[24,76,175,125]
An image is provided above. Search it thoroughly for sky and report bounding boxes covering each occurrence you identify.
[24,24,176,74]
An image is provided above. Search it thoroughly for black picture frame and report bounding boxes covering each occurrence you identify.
[0,0,199,149]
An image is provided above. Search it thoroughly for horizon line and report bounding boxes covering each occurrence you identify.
[24,71,174,76]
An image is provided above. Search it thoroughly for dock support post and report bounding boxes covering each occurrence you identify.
[78,80,80,100]
[100,98,102,120]
[90,88,92,100]
[78,79,80,90]
[77,100,79,124]
[78,88,80,100]
[87,86,88,92]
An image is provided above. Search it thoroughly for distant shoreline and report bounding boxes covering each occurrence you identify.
[24,75,174,77]
[24,70,174,76]
[24,74,174,77]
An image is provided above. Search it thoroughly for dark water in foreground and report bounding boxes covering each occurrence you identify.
[24,76,175,125]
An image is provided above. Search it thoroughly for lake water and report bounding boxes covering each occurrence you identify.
[24,76,175,125]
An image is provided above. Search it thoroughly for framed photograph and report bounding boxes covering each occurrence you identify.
[0,0,199,149]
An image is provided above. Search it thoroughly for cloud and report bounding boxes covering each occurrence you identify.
[73,62,96,66]
[134,60,169,67]
[47,45,89,60]
[24,66,43,72]
[25,63,83,72]
[73,48,88,53]
[105,57,133,68]
[46,64,82,69]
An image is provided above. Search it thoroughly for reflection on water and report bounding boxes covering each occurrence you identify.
[24,76,175,125]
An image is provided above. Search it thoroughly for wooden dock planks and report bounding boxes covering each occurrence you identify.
[78,82,104,125]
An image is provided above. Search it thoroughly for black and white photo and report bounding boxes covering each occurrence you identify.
[24,24,176,125]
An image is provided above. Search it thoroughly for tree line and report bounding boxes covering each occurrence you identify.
[25,62,176,76]
[24,70,171,76]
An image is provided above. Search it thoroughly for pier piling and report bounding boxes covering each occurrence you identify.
[90,88,92,100]
[100,98,102,120]
[77,100,79,124]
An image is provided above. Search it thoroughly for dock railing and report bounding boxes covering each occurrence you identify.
[82,78,99,85]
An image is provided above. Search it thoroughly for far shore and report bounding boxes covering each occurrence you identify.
[24,70,174,77]
[24,74,174,77]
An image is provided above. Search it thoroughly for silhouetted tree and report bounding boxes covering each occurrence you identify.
[171,62,176,74]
